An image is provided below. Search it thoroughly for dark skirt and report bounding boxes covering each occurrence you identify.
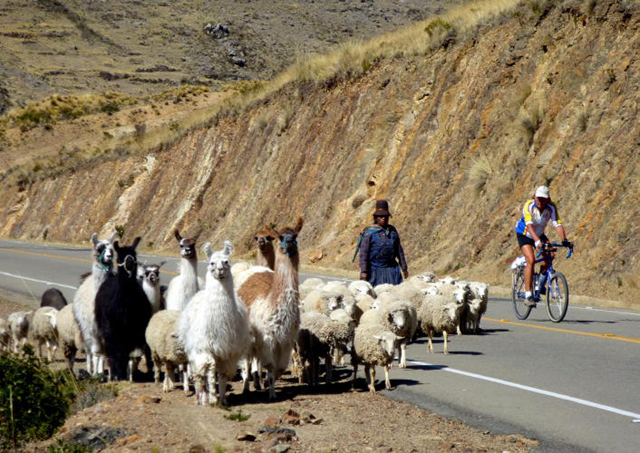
[369,265,403,286]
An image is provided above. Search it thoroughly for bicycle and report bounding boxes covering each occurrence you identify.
[511,242,574,322]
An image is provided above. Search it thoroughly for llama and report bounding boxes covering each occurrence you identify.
[95,237,152,381]
[179,241,250,406]
[241,218,303,400]
[73,232,117,376]
[40,288,68,310]
[254,228,276,270]
[165,230,203,311]
[139,262,166,313]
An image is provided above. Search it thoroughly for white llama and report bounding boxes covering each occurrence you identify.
[165,230,203,311]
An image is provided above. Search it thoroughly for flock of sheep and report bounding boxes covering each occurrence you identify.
[0,218,490,406]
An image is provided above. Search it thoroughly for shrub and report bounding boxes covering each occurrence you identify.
[0,349,74,451]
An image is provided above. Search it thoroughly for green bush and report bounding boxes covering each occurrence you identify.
[0,349,74,451]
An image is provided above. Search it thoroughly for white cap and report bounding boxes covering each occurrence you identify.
[534,185,550,198]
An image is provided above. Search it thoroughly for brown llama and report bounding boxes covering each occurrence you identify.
[254,228,276,270]
[238,217,303,400]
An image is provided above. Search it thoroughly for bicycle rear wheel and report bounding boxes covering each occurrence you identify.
[546,272,569,322]
[512,269,532,320]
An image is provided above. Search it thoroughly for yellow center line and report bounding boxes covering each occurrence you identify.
[3,248,178,275]
[485,317,640,344]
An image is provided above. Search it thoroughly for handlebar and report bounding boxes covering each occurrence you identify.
[537,242,574,259]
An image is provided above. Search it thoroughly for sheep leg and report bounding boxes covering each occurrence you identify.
[153,355,162,385]
[427,330,435,354]
[163,363,173,392]
[368,366,376,393]
[325,353,333,385]
[456,324,462,336]
[384,365,392,390]
[443,330,449,354]
[38,342,44,360]
[182,364,190,396]
[399,341,407,368]
[45,340,53,362]
[266,371,276,400]
[352,362,358,390]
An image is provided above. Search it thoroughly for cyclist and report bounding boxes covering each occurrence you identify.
[515,186,572,306]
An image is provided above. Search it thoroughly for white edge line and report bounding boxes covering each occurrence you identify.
[407,359,640,421]
[0,271,77,290]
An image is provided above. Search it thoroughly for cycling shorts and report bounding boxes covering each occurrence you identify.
[517,233,549,249]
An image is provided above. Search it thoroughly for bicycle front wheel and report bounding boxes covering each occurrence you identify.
[512,269,531,320]
[546,272,569,322]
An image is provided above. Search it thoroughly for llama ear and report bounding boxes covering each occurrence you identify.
[223,240,233,257]
[91,233,99,246]
[159,260,167,268]
[293,217,304,234]
[267,235,275,242]
[202,242,212,259]
[113,241,121,252]
[193,232,201,243]
[174,229,182,242]
[264,224,280,238]
[109,231,118,243]
[132,236,142,249]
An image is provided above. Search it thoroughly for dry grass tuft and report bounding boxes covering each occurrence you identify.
[467,155,494,194]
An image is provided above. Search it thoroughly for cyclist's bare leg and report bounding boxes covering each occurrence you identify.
[522,244,535,293]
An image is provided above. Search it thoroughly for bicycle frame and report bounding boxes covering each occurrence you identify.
[532,243,573,300]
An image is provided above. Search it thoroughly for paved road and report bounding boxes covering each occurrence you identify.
[1,239,638,452]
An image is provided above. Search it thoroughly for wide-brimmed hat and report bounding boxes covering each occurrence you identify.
[534,186,550,199]
[373,199,392,217]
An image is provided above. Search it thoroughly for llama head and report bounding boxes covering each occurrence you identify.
[174,229,198,259]
[141,262,164,287]
[91,232,116,267]
[114,237,141,278]
[265,217,304,257]
[204,241,233,281]
[254,228,275,252]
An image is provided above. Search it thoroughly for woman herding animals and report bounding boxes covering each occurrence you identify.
[358,200,408,286]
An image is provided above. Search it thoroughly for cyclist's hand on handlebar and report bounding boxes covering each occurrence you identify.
[534,240,542,249]
[562,239,573,249]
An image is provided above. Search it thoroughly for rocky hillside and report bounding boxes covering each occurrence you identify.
[1,0,639,305]
[0,0,460,109]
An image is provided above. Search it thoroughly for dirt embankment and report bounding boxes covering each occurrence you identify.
[1,1,639,306]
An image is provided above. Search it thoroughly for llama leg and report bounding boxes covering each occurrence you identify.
[241,357,251,393]
[384,365,392,390]
[251,357,262,391]
[443,331,449,354]
[399,341,407,368]
[218,375,228,407]
[182,364,190,396]
[266,371,276,400]
[207,368,217,406]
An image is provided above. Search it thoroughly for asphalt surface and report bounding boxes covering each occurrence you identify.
[1,239,638,452]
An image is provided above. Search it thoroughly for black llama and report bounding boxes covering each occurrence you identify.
[95,237,152,381]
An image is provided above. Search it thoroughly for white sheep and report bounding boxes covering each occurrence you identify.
[373,283,395,295]
[321,280,351,297]
[179,241,250,406]
[302,289,344,315]
[31,307,59,362]
[299,277,325,300]
[8,311,33,353]
[296,308,355,386]
[373,294,418,368]
[0,317,10,350]
[165,230,204,311]
[145,309,189,394]
[354,292,376,314]
[351,323,400,393]
[418,290,466,354]
[348,280,376,298]
[463,282,490,333]
[56,304,83,370]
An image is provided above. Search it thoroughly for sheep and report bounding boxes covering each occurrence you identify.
[373,283,394,295]
[95,237,152,381]
[0,317,10,351]
[418,289,466,354]
[354,292,376,314]
[73,231,117,376]
[31,307,59,362]
[56,304,83,370]
[351,323,400,393]
[231,261,252,279]
[145,310,189,394]
[139,262,166,314]
[299,277,324,300]
[302,289,344,315]
[295,308,355,386]
[463,282,490,333]
[321,280,351,297]
[165,230,203,311]
[373,294,418,368]
[179,240,250,406]
[8,311,33,353]
[348,280,376,298]
[40,288,68,310]
[240,217,303,400]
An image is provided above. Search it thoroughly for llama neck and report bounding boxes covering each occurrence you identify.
[205,273,236,306]
[142,281,160,309]
[269,251,299,303]
[180,256,200,292]
[92,262,111,288]
[257,244,276,270]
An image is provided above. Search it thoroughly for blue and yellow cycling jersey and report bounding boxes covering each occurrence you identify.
[515,199,562,238]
